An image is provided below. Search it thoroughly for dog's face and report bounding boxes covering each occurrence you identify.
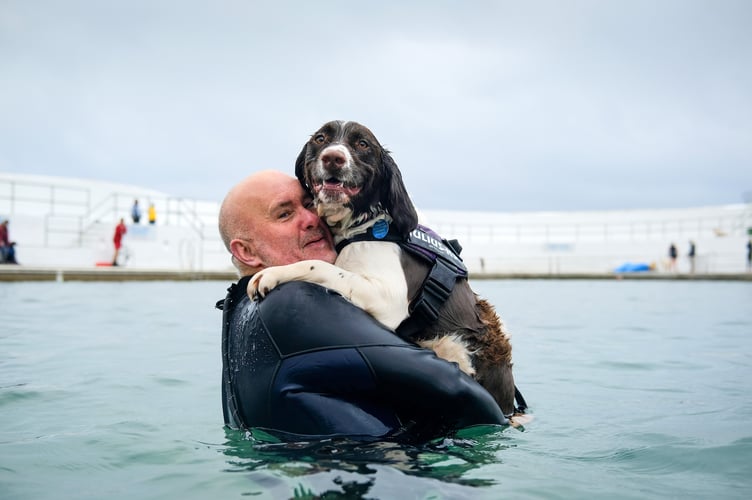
[296,121,386,209]
[295,120,418,237]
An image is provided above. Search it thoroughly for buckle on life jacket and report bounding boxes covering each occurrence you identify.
[410,258,458,322]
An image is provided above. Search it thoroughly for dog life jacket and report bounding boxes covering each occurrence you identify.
[335,222,468,338]
[337,221,531,417]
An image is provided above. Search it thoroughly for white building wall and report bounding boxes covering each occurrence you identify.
[2,172,750,273]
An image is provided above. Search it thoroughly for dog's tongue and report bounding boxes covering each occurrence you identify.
[322,179,361,196]
[323,179,344,189]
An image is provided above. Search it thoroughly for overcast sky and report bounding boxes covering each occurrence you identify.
[1,0,750,212]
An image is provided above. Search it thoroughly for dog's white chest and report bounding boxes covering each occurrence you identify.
[336,241,410,329]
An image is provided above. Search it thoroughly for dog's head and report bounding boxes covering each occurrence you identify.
[295,120,418,238]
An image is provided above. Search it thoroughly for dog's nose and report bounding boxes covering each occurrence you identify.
[321,149,347,170]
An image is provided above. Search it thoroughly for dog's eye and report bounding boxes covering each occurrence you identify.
[357,140,369,150]
[314,134,326,144]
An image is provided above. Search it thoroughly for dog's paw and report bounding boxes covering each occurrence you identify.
[247,269,281,300]
[509,413,534,429]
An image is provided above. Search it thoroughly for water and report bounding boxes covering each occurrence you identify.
[1,279,751,499]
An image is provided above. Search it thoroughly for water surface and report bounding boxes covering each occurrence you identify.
[1,279,750,499]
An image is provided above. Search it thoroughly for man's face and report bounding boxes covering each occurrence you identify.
[248,178,336,268]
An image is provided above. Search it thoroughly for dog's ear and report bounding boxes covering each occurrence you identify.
[294,142,309,190]
[382,151,419,238]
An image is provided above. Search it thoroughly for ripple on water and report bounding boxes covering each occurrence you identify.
[0,383,73,407]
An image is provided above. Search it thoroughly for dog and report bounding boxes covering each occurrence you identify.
[249,120,526,421]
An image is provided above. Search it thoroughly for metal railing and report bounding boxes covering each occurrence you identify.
[429,210,751,245]
[0,177,221,269]
[2,175,750,273]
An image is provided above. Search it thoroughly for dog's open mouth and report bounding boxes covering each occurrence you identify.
[315,178,362,198]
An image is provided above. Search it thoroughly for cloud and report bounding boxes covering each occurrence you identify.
[1,0,751,211]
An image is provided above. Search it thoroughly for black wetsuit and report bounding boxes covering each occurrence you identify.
[219,279,507,442]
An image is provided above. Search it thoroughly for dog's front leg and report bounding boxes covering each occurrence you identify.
[249,260,350,298]
[248,259,408,330]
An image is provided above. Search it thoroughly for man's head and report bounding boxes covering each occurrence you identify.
[219,170,336,276]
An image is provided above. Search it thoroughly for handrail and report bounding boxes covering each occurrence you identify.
[0,178,91,216]
[2,175,750,250]
[429,211,751,244]
[44,213,83,246]
[0,177,220,270]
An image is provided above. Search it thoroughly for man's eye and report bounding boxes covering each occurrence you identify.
[277,211,291,219]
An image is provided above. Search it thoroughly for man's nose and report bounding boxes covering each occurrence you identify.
[300,206,319,227]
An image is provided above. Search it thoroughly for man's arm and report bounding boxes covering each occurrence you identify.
[221,281,506,441]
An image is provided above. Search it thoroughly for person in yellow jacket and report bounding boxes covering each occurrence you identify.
[148,203,157,225]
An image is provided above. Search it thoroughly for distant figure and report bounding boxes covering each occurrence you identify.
[148,202,157,225]
[112,218,127,266]
[131,199,141,224]
[747,239,751,272]
[688,240,696,274]
[0,219,9,261]
[4,242,18,264]
[668,243,678,272]
[0,219,17,264]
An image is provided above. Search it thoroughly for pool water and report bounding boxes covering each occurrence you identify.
[1,279,750,499]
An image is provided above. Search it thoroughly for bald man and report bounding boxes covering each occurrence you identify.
[218,170,336,276]
[217,171,506,442]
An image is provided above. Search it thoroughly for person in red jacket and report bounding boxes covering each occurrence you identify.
[112,218,127,266]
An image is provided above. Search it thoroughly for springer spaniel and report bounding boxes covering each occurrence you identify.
[249,120,527,422]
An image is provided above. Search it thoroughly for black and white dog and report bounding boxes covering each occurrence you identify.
[250,120,526,421]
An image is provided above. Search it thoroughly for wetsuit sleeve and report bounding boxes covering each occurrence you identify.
[222,280,403,439]
[360,344,507,438]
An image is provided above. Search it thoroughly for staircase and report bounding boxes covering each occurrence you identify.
[0,173,231,271]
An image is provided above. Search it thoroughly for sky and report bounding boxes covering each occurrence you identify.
[1,0,751,212]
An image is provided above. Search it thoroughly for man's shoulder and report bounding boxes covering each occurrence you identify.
[255,281,353,327]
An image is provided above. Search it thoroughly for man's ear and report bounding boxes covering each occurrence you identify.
[230,239,262,269]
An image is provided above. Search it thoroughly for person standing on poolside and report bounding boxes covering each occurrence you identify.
[131,199,141,224]
[148,202,157,225]
[112,218,127,266]
[668,243,678,272]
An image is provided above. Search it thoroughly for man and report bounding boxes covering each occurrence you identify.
[217,171,507,442]
[131,199,141,224]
